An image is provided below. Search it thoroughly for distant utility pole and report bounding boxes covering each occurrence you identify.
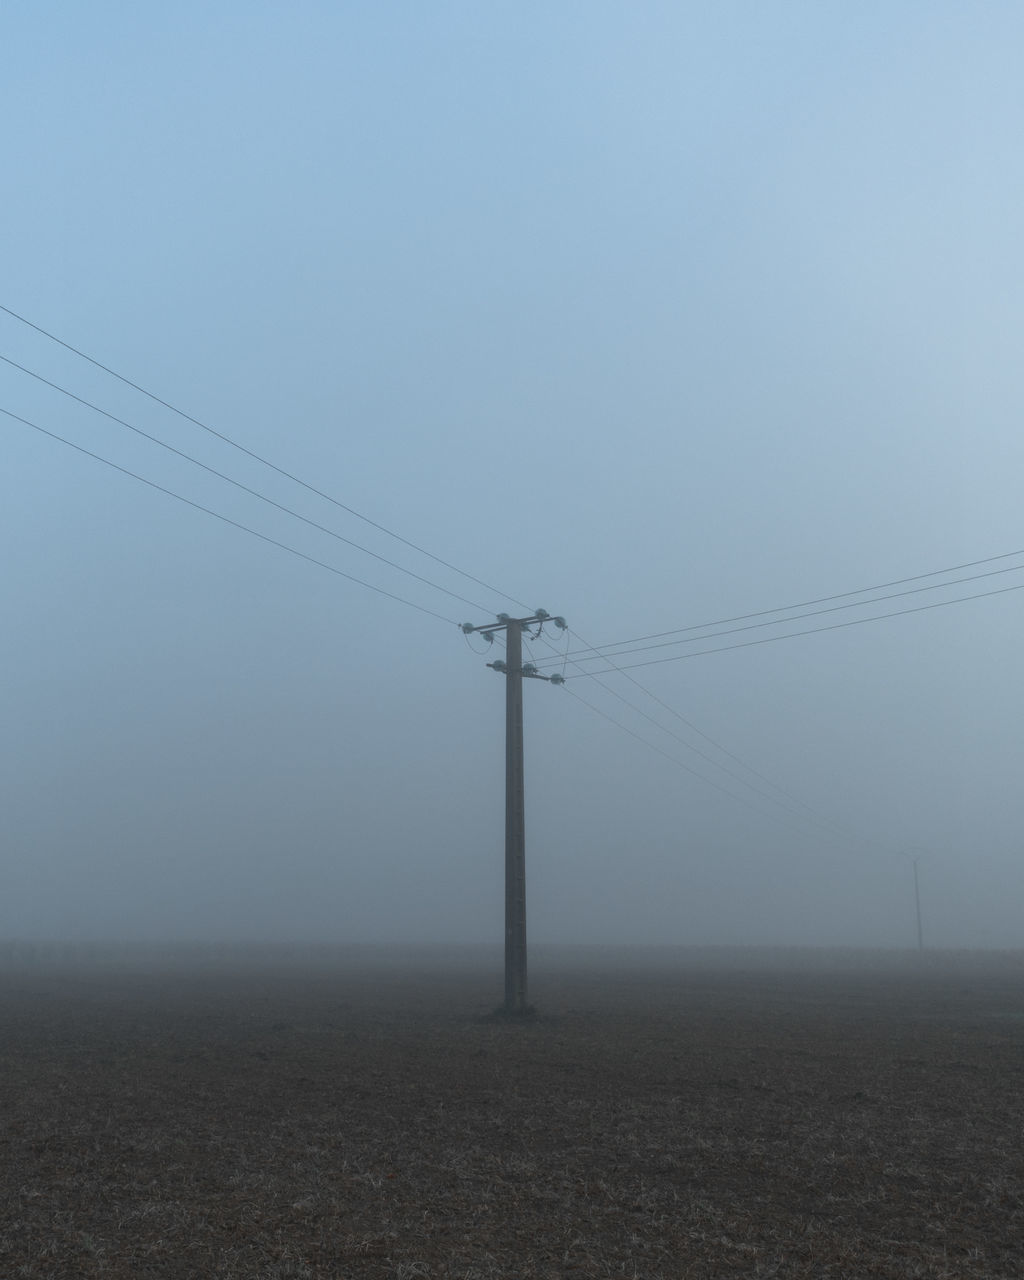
[461,610,566,1014]
[912,856,924,952]
[900,850,925,951]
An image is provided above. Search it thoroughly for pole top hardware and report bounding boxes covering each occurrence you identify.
[487,659,563,683]
[465,609,567,688]
[467,610,567,638]
[532,609,567,631]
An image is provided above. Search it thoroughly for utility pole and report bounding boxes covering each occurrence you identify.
[461,610,566,1014]
[900,850,925,952]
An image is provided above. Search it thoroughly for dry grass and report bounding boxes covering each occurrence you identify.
[1,947,1022,1278]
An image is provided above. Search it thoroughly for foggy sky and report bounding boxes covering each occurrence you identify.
[3,2,1023,950]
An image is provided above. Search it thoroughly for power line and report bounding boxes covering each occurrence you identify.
[563,627,853,836]
[525,634,753,797]
[1,351,492,614]
[525,559,1024,834]
[1,313,906,875]
[1,305,977,860]
[523,624,854,842]
[5,312,819,824]
[7,307,798,832]
[1,405,459,626]
[563,581,1024,675]
[535,560,1024,669]
[574,666,841,827]
[546,546,1024,661]
[562,684,758,805]
[14,308,828,829]
[561,684,866,854]
[528,636,796,813]
[0,302,533,613]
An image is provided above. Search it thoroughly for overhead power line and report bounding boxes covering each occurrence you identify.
[535,560,1024,670]
[561,684,867,856]
[2,302,975,861]
[562,627,853,837]
[520,629,760,792]
[0,302,533,613]
[1,405,458,626]
[3,304,921,877]
[541,547,1024,665]
[562,581,1024,675]
[1,351,491,614]
[523,631,831,835]
[13,303,812,830]
[563,684,754,804]
[521,624,855,843]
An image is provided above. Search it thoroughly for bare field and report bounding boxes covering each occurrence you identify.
[1,946,1022,1278]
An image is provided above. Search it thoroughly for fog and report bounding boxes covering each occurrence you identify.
[3,4,1023,952]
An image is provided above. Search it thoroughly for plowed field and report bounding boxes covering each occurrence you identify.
[2,947,1022,1278]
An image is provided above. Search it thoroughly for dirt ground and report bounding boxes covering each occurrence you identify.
[1,945,1022,1278]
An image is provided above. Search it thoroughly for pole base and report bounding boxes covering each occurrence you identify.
[490,1002,538,1022]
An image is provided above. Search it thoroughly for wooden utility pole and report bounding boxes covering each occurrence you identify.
[461,610,566,1014]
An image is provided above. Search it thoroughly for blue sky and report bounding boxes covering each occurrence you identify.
[3,2,1024,948]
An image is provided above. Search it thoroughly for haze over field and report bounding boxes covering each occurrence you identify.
[3,3,1023,950]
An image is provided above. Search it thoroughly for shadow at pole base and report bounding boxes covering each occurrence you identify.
[483,1003,539,1023]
